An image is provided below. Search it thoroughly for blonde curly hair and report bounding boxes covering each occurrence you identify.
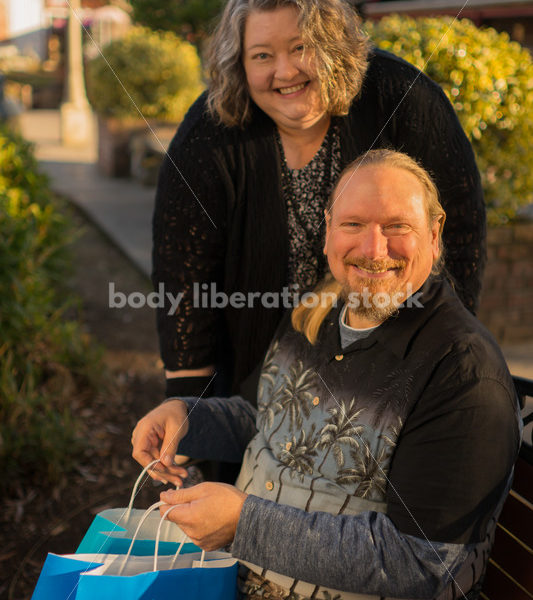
[206,0,370,127]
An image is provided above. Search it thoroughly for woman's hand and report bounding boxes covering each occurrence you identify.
[131,400,190,486]
[159,483,247,551]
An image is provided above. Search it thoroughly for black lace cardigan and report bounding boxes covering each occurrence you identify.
[152,49,486,398]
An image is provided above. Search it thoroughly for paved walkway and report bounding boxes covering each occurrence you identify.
[18,109,533,380]
[19,109,154,277]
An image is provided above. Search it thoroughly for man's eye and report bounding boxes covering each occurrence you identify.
[344,222,363,228]
[384,224,410,234]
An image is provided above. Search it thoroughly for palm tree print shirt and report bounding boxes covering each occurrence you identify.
[177,277,521,599]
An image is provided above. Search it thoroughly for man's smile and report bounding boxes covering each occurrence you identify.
[344,258,406,278]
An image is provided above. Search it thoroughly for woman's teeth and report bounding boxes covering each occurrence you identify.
[278,82,307,95]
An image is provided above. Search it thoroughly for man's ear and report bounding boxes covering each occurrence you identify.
[430,217,442,261]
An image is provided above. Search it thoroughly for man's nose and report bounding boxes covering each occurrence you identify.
[360,226,388,259]
[274,54,300,81]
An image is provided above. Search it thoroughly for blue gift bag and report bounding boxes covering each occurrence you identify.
[76,509,200,556]
[31,552,238,600]
[76,460,200,556]
[32,502,238,600]
[31,553,103,600]
[75,552,238,600]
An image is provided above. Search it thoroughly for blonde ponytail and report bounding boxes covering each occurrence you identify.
[291,274,342,344]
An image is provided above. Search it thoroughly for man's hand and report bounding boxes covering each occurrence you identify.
[159,482,248,551]
[131,400,190,486]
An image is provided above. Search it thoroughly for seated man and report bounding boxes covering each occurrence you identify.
[131,149,521,600]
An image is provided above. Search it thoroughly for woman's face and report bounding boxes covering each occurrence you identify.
[242,6,327,133]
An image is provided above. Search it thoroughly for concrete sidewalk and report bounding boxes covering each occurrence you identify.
[17,109,533,381]
[19,109,154,277]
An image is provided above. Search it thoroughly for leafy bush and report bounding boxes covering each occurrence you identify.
[366,15,533,224]
[87,26,205,122]
[129,0,224,42]
[0,126,101,489]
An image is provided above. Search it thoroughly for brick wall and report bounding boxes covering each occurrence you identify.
[478,223,533,343]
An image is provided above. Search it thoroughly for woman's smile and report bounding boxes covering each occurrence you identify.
[275,81,310,95]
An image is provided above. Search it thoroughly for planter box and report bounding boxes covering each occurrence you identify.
[97,116,178,180]
[97,116,146,177]
[130,125,177,186]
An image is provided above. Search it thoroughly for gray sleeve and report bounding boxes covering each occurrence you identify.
[176,395,258,463]
[232,496,472,598]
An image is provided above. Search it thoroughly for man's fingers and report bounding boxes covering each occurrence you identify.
[133,447,159,467]
[160,484,202,506]
[132,400,189,472]
[159,501,186,520]
[159,503,200,544]
[131,428,161,468]
[158,483,244,552]
[131,418,160,456]
[131,423,188,484]
[159,424,183,468]
[149,462,189,486]
[159,487,202,531]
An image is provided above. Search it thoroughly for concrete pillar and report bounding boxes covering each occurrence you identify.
[60,0,93,147]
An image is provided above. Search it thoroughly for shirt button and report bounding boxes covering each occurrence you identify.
[312,396,320,406]
[335,354,344,361]
[265,481,274,491]
[285,442,292,451]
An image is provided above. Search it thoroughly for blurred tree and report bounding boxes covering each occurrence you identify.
[128,0,224,42]
[367,15,533,224]
[87,26,204,122]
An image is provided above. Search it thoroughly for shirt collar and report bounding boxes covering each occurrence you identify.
[320,276,450,360]
[372,276,448,359]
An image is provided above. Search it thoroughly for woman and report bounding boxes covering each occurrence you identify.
[153,0,485,399]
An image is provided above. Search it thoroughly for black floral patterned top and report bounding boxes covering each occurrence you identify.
[278,125,342,292]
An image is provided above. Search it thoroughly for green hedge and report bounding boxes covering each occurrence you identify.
[366,15,533,224]
[87,26,205,122]
[0,126,101,489]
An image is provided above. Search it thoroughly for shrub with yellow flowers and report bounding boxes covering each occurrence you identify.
[366,15,533,224]
[87,26,204,124]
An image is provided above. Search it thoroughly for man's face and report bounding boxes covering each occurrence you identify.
[324,165,440,326]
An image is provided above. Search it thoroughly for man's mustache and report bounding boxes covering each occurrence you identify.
[343,257,407,272]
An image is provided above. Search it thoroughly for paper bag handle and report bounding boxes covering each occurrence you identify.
[118,500,164,575]
[155,505,205,572]
[117,500,205,575]
[125,459,161,522]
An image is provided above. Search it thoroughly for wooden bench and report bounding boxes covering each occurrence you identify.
[481,375,533,600]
